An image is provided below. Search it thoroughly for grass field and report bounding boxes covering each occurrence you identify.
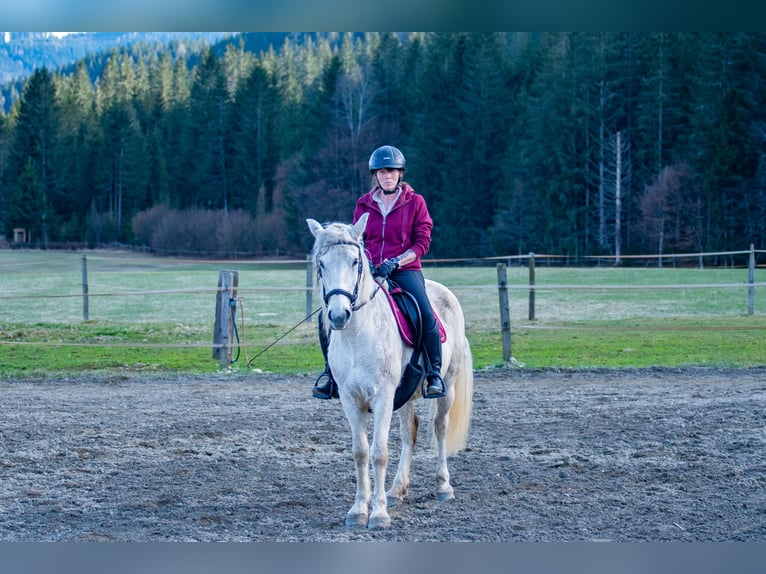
[1,249,765,375]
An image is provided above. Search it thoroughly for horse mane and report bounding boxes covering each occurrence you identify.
[314,221,357,245]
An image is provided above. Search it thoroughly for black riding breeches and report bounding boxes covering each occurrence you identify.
[389,269,437,332]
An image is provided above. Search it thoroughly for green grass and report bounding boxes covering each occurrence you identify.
[0,320,323,376]
[1,250,765,376]
[506,316,766,368]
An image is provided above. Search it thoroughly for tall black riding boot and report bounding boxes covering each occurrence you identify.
[421,323,446,399]
[312,316,338,400]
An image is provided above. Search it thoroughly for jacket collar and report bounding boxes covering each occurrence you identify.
[363,182,414,208]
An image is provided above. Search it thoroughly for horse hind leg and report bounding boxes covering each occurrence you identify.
[387,404,418,506]
[432,392,455,501]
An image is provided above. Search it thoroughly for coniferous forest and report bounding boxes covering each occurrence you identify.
[1,32,765,260]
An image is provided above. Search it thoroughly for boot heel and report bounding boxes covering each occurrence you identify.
[422,374,446,399]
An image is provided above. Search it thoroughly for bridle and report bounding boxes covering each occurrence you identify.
[318,239,382,312]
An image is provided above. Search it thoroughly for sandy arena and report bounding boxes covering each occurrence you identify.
[0,367,764,541]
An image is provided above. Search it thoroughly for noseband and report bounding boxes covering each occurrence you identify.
[318,239,380,312]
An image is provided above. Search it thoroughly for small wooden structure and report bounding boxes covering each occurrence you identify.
[13,228,27,244]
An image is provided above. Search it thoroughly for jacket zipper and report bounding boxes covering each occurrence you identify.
[372,191,406,264]
[379,213,387,263]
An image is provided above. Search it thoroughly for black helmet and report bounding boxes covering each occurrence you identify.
[369,145,406,173]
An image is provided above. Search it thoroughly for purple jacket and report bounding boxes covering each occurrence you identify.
[353,183,433,270]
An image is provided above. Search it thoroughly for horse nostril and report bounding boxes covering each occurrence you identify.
[327,308,352,329]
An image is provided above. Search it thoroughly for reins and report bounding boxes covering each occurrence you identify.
[244,305,322,368]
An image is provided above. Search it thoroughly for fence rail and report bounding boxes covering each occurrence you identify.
[1,247,764,367]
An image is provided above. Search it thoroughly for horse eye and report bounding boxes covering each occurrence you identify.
[352,258,358,267]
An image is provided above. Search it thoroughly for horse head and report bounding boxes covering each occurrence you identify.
[307,214,370,330]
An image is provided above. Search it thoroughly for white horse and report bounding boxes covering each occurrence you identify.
[307,214,474,529]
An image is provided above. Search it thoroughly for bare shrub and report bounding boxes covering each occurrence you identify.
[131,205,172,246]
[132,207,268,256]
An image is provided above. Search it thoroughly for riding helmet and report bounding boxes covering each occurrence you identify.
[369,145,406,173]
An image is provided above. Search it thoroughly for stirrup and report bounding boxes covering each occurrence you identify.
[312,369,337,400]
[422,373,446,399]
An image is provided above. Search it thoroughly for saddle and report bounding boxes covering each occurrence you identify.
[386,285,447,348]
[385,281,446,411]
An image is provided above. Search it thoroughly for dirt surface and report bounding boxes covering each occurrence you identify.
[1,367,765,541]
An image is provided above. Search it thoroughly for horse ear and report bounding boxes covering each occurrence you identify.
[306,218,323,238]
[350,213,368,240]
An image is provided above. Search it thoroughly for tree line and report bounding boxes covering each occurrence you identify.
[0,32,764,260]
[0,32,231,108]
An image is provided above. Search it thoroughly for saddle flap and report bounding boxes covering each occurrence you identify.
[387,286,446,348]
[389,287,420,347]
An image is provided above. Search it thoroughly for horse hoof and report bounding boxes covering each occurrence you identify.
[368,514,391,529]
[345,512,368,527]
[435,490,455,502]
[386,495,405,507]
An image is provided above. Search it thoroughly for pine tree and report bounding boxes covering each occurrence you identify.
[162,58,192,209]
[227,60,279,215]
[692,33,762,250]
[409,33,466,257]
[585,33,629,258]
[7,158,45,242]
[93,53,151,236]
[187,49,229,211]
[6,67,61,242]
[0,112,10,235]
[55,61,97,238]
[492,33,545,256]
[508,33,586,256]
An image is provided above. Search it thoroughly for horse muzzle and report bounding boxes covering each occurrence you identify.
[328,307,351,330]
[324,288,355,330]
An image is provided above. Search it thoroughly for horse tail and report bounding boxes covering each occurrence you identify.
[444,335,474,456]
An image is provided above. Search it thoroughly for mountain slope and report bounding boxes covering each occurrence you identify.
[0,32,231,84]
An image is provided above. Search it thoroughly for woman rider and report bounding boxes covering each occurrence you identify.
[312,145,446,400]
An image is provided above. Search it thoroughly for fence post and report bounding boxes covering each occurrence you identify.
[306,254,314,319]
[748,243,755,315]
[81,255,89,321]
[496,262,512,363]
[528,252,536,321]
[212,270,239,368]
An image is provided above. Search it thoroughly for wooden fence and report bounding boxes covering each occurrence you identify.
[493,245,763,361]
[2,246,764,367]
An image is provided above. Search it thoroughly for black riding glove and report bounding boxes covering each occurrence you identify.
[374,257,400,278]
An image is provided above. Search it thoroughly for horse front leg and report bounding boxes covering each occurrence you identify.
[344,407,370,527]
[387,402,418,506]
[368,401,394,529]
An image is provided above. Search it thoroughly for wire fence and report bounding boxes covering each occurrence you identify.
[1,247,765,361]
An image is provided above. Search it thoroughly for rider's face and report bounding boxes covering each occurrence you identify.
[375,168,401,192]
